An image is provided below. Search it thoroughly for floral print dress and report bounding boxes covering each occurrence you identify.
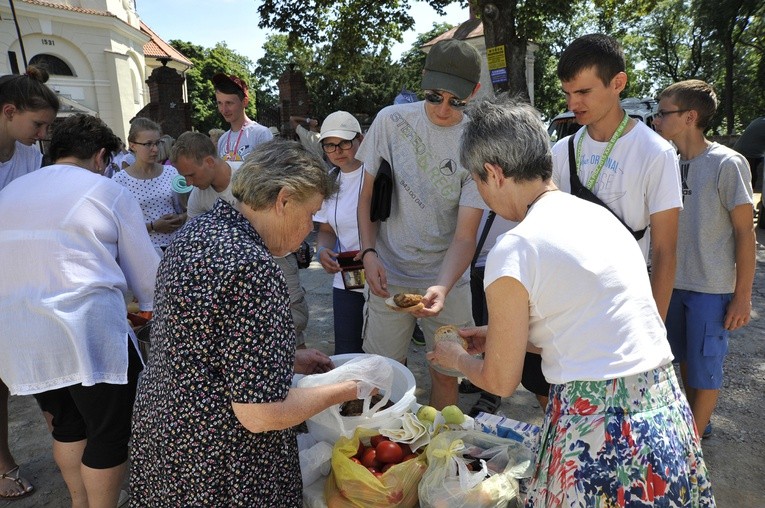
[129,200,301,507]
[525,364,715,507]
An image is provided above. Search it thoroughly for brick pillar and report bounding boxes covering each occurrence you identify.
[139,63,191,139]
[278,64,312,139]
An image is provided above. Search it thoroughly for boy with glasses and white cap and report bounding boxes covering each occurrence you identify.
[356,39,486,409]
[314,111,366,354]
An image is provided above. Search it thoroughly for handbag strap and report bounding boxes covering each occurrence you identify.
[471,210,496,269]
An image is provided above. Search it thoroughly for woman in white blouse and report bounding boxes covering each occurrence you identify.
[0,114,160,508]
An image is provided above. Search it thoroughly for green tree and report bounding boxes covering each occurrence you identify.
[257,0,456,71]
[692,0,764,133]
[397,22,455,95]
[169,40,258,133]
[633,0,710,85]
[255,34,315,94]
[256,0,580,100]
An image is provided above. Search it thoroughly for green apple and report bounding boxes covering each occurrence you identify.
[441,405,465,425]
[416,405,437,425]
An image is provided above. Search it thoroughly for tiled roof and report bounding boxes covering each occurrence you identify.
[17,1,192,68]
[19,0,115,17]
[140,21,192,67]
[422,18,483,48]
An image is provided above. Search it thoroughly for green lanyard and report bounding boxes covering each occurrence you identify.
[576,112,630,191]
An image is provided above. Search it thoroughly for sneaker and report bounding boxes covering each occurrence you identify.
[702,422,712,439]
[411,324,425,346]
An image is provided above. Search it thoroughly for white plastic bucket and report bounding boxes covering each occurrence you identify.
[303,353,417,444]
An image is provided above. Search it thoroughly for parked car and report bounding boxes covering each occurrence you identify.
[547,97,659,143]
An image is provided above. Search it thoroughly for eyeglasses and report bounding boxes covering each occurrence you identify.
[424,91,468,110]
[132,140,162,148]
[655,109,690,119]
[322,136,357,154]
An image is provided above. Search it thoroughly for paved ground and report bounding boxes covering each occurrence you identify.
[3,224,765,507]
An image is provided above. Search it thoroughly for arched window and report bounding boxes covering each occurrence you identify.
[29,54,74,76]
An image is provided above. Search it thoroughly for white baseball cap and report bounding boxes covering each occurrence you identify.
[319,111,361,141]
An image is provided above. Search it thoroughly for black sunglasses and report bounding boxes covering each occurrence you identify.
[424,91,468,110]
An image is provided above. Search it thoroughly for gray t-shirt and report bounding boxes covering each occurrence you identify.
[675,142,753,293]
[356,101,485,286]
[186,164,238,219]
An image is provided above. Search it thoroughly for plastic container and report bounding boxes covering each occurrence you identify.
[304,353,417,444]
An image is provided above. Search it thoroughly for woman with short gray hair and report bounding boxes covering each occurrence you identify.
[429,96,714,506]
[231,138,334,211]
[129,139,369,506]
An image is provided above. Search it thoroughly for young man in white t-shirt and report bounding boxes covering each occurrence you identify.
[531,33,683,407]
[654,79,755,439]
[211,74,272,163]
[170,131,238,219]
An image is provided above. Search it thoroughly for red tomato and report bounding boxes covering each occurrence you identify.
[381,462,395,473]
[401,453,418,462]
[350,457,362,465]
[399,443,412,456]
[375,440,404,464]
[362,448,382,469]
[370,434,389,448]
[356,442,364,459]
[373,471,384,479]
[366,466,379,474]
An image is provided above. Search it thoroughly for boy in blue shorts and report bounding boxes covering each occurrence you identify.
[654,80,756,439]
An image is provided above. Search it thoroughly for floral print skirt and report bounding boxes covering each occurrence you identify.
[525,364,715,507]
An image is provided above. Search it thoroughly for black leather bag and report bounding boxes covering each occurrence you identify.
[370,159,393,222]
[295,241,314,269]
[567,135,646,241]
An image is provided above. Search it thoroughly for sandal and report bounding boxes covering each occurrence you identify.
[458,378,482,394]
[468,392,502,418]
[0,466,35,500]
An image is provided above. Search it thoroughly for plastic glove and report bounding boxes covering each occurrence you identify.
[297,355,395,411]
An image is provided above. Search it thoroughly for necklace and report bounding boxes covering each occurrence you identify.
[224,118,252,161]
[526,188,555,212]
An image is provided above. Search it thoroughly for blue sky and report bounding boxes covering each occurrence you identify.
[136,0,468,64]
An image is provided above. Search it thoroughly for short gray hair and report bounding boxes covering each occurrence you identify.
[461,95,552,183]
[232,139,337,210]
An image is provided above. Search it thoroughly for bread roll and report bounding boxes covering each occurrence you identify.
[385,293,425,313]
[434,325,468,349]
[393,293,423,308]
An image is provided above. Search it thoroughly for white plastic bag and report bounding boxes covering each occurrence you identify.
[298,355,405,442]
[299,440,334,487]
[418,430,535,508]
